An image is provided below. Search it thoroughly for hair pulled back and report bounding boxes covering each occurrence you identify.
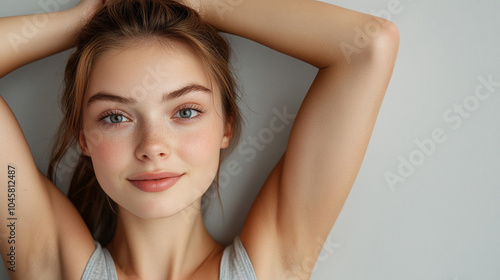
[48,0,241,246]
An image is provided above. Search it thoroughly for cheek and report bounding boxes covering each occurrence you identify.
[86,134,132,205]
[85,130,130,177]
[180,125,220,163]
[179,121,224,179]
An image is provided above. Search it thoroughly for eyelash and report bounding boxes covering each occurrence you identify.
[97,104,205,127]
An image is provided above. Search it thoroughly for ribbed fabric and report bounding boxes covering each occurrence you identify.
[81,235,257,280]
[81,241,117,280]
[219,236,258,280]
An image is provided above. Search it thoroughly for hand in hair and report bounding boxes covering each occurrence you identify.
[75,0,107,22]
[0,0,106,77]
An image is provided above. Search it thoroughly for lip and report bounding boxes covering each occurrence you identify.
[128,171,183,181]
[128,172,184,193]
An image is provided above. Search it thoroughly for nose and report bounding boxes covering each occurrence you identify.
[135,123,171,161]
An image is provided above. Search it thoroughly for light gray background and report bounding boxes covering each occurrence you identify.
[1,0,499,279]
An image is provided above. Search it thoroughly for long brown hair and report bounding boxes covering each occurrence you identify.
[48,0,241,246]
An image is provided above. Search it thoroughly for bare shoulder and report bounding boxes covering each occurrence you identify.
[42,175,97,280]
[240,155,288,279]
[0,95,95,279]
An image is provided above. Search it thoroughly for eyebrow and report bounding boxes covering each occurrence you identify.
[86,83,212,108]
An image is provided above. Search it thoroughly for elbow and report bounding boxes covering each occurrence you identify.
[366,18,400,64]
[336,17,400,67]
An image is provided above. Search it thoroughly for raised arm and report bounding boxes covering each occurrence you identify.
[188,0,399,278]
[0,1,104,279]
[0,0,102,78]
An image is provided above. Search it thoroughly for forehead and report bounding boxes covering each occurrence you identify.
[85,41,217,103]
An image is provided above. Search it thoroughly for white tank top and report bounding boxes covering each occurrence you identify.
[81,235,257,280]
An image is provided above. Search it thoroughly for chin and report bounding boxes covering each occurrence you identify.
[120,197,203,221]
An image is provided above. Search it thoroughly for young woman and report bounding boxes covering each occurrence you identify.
[0,0,399,279]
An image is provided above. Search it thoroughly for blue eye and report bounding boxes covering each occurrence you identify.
[99,111,130,126]
[175,108,199,119]
[107,114,125,123]
[173,105,204,120]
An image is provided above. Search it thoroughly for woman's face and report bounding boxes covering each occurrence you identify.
[79,42,231,219]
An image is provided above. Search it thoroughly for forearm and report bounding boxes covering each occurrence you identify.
[0,4,93,78]
[195,0,396,68]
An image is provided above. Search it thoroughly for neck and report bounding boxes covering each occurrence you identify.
[106,199,222,280]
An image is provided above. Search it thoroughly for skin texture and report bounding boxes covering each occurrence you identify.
[80,43,230,219]
[78,42,232,279]
[0,0,399,279]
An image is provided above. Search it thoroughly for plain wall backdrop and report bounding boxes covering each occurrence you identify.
[1,0,499,279]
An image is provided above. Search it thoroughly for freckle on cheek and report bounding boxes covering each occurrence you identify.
[93,142,125,164]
